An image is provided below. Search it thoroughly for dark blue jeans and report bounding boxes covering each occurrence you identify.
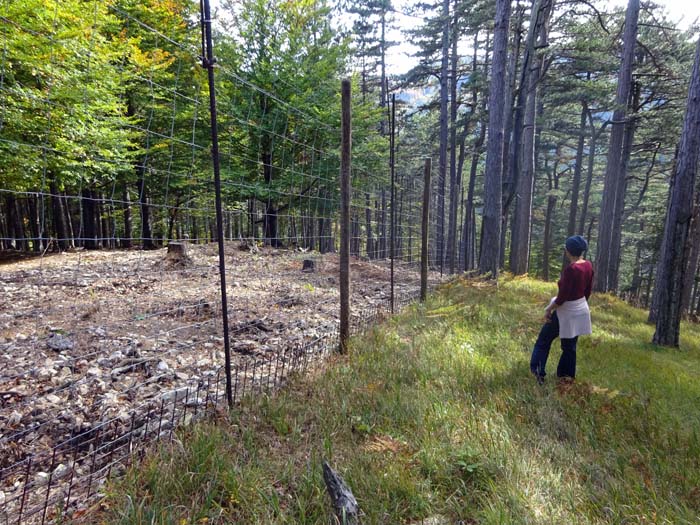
[530,311,577,379]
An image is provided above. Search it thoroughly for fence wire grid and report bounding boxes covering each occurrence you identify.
[0,2,448,523]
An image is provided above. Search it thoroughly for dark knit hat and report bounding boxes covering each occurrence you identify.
[565,235,588,257]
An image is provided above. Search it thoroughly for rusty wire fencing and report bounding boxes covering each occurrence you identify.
[0,285,428,524]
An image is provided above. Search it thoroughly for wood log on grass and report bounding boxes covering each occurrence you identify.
[322,461,360,525]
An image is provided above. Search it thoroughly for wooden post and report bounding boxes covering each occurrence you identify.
[340,79,352,353]
[421,157,432,302]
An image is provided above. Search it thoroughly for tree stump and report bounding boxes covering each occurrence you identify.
[238,240,259,253]
[167,242,188,258]
[322,461,360,525]
[165,242,192,267]
[302,259,315,273]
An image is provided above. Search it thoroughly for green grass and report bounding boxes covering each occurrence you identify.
[102,276,700,524]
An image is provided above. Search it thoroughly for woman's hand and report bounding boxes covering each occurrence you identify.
[543,307,554,323]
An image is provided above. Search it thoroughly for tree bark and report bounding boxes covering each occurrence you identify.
[543,194,557,281]
[81,189,97,249]
[652,38,700,347]
[595,0,639,292]
[681,199,700,314]
[437,0,450,272]
[577,112,601,235]
[122,185,132,248]
[479,0,511,278]
[365,192,373,258]
[510,0,551,275]
[446,6,460,274]
[567,102,588,238]
[137,167,155,249]
[608,81,641,290]
[49,175,69,251]
[462,32,489,271]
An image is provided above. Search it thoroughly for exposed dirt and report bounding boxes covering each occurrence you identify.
[0,243,440,519]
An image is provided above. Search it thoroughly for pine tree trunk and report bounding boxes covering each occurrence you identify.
[681,201,700,314]
[462,32,489,271]
[595,0,639,292]
[509,0,551,275]
[652,38,700,346]
[479,0,511,278]
[608,81,640,290]
[446,8,460,274]
[504,0,537,228]
[577,115,599,235]
[437,0,450,272]
[500,5,525,269]
[542,194,557,281]
[567,102,588,237]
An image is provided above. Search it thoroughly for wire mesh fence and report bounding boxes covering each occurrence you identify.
[0,2,444,523]
[0,286,430,524]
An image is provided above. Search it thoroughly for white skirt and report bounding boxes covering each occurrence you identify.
[547,297,592,339]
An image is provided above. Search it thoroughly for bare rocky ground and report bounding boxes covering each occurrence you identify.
[0,243,439,520]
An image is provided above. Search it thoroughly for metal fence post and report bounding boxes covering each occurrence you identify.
[200,0,233,406]
[421,157,431,302]
[340,79,352,353]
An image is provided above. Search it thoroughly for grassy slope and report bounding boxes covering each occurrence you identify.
[104,276,700,524]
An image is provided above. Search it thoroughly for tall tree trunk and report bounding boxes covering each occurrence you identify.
[542,194,557,281]
[652,38,700,346]
[479,0,511,277]
[122,185,132,248]
[595,0,639,292]
[567,102,589,238]
[682,199,700,314]
[82,188,98,249]
[49,174,69,251]
[11,196,28,251]
[447,7,461,274]
[437,0,450,272]
[608,82,640,289]
[137,168,155,249]
[27,195,42,252]
[461,31,488,271]
[262,142,281,247]
[96,196,105,249]
[381,191,387,258]
[577,113,600,235]
[504,0,538,227]
[64,194,75,249]
[629,219,645,303]
[500,3,525,268]
[365,192,373,258]
[510,0,551,274]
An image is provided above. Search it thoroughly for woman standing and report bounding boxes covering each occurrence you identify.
[530,235,594,384]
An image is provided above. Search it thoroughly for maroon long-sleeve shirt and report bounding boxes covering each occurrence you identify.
[555,260,594,305]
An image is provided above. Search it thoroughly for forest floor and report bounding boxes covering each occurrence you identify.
[101,275,700,524]
[0,243,440,517]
